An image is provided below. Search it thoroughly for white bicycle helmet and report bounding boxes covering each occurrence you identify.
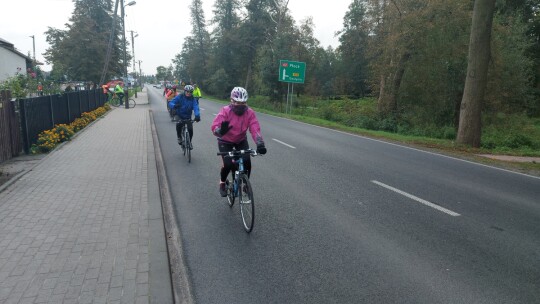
[230,87,248,102]
[184,85,194,92]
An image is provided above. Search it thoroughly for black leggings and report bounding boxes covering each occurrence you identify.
[176,120,193,141]
[218,139,251,182]
[117,93,125,103]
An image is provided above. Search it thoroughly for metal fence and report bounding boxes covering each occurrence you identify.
[0,91,22,162]
[18,89,107,153]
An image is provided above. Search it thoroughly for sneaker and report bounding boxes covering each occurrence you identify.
[189,142,193,150]
[219,182,227,197]
[177,138,183,146]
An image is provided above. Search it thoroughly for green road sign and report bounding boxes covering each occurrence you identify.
[279,60,306,83]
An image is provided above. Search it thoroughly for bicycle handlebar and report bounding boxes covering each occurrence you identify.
[217,149,257,157]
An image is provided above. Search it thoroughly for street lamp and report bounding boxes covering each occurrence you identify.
[121,0,136,108]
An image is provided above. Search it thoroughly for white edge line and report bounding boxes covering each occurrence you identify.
[272,138,296,149]
[259,114,540,180]
[372,180,461,217]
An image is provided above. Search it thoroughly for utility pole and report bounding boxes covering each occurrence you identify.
[121,0,129,108]
[129,30,138,74]
[138,60,142,85]
[29,35,35,64]
[129,30,138,97]
[121,1,137,108]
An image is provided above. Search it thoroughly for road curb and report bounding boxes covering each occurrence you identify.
[149,109,195,304]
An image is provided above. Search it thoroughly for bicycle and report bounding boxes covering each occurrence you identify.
[217,148,259,232]
[108,93,136,108]
[108,93,122,107]
[178,119,195,163]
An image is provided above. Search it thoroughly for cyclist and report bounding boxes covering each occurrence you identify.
[166,85,178,100]
[168,85,201,149]
[163,84,169,96]
[193,83,202,101]
[114,83,125,105]
[101,84,110,101]
[211,87,267,197]
[166,85,178,119]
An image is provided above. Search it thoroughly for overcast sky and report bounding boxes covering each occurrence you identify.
[1,0,351,76]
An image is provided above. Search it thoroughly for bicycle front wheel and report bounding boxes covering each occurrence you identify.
[226,179,235,207]
[238,174,254,232]
[109,97,120,107]
[128,98,136,108]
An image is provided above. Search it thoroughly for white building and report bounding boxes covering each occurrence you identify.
[0,38,32,82]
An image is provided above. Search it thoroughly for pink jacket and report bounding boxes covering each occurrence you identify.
[211,105,264,145]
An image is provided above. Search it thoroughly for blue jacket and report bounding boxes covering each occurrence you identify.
[168,94,200,119]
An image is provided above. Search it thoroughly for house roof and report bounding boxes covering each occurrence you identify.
[0,37,34,63]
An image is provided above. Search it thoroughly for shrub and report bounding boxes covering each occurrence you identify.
[30,105,110,154]
[31,124,74,153]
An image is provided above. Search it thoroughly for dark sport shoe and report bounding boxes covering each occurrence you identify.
[219,182,227,197]
[177,138,182,146]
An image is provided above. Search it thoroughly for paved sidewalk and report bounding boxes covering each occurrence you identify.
[0,88,173,303]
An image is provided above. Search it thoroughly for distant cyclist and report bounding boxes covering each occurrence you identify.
[211,87,267,197]
[114,83,125,105]
[168,85,201,149]
[166,85,178,117]
[193,83,202,101]
[101,84,111,101]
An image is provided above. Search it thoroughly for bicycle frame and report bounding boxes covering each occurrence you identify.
[177,119,193,140]
[178,119,194,162]
[231,157,246,196]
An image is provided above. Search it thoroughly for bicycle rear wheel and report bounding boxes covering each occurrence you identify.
[238,174,254,232]
[128,98,136,108]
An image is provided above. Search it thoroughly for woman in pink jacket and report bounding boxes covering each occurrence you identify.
[211,87,267,197]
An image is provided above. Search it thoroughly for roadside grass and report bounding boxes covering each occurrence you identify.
[204,95,540,175]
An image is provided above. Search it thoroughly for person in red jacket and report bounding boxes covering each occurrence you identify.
[211,87,267,197]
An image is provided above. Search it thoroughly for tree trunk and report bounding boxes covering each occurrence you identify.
[244,61,252,91]
[456,0,496,147]
[377,74,386,113]
[377,52,410,115]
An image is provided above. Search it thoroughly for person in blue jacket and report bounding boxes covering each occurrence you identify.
[168,85,201,148]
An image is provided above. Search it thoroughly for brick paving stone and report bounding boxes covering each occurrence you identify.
[0,100,169,303]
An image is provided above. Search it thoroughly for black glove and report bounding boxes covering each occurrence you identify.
[219,121,232,136]
[194,116,200,122]
[256,143,267,155]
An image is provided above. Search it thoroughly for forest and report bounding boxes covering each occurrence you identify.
[165,0,540,152]
[43,0,540,152]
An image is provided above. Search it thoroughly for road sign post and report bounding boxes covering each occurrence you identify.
[279,60,306,114]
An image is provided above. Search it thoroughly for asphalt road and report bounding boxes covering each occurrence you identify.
[148,87,540,304]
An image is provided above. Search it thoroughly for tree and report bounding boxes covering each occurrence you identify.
[208,0,242,88]
[155,66,168,82]
[43,0,124,83]
[368,0,426,115]
[456,0,496,147]
[336,0,370,97]
[240,0,275,89]
[189,0,210,84]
